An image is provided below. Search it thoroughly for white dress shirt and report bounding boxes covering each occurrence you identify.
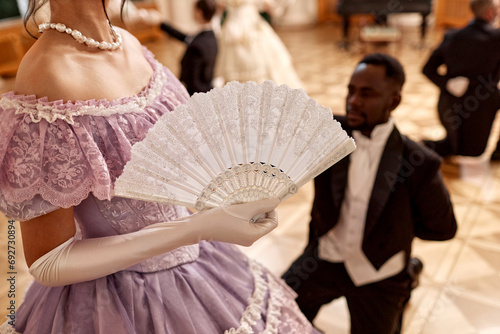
[318,118,405,286]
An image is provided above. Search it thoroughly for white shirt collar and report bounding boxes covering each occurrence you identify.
[352,118,395,148]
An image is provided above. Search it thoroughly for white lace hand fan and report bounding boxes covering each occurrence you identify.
[114,80,355,210]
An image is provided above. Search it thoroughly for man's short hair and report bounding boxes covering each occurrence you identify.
[358,53,406,88]
[470,0,497,18]
[196,0,217,22]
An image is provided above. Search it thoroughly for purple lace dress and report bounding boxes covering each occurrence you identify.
[0,48,318,334]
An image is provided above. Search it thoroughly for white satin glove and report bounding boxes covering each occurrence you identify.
[29,198,279,287]
[446,76,469,97]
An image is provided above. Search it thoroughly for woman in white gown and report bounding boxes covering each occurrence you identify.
[215,0,303,88]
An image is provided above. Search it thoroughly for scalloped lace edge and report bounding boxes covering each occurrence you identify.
[0,62,165,125]
[3,178,111,209]
[224,261,283,334]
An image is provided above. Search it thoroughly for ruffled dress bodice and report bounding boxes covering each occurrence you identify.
[0,48,200,272]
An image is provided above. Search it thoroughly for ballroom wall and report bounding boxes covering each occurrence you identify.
[156,0,318,32]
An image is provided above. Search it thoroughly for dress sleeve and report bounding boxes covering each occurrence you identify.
[0,96,115,219]
[0,108,109,220]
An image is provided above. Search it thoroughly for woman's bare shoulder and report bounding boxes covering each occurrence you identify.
[14,37,79,100]
[14,28,152,102]
[116,27,143,52]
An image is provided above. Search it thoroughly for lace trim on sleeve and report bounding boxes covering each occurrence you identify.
[0,114,113,208]
[0,192,60,221]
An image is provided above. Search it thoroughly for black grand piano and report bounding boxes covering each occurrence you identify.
[337,0,433,40]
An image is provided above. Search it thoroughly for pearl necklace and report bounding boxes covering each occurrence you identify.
[38,22,122,51]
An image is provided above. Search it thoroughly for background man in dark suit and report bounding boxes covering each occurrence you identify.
[160,0,218,95]
[282,53,457,334]
[422,0,500,160]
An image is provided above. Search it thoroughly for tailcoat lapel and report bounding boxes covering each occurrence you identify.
[329,156,349,211]
[364,127,404,237]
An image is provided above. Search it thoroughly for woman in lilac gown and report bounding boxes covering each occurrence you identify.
[0,0,319,333]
